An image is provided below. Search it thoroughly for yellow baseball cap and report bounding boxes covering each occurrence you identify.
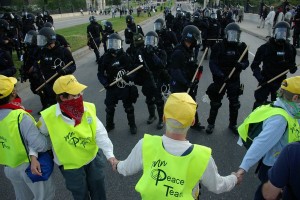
[164,93,197,128]
[0,75,17,99]
[281,76,300,94]
[53,75,87,95]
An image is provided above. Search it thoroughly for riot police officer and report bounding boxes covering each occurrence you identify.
[134,31,168,129]
[205,23,249,134]
[169,25,205,131]
[87,16,103,63]
[165,10,174,30]
[44,22,71,51]
[192,11,208,59]
[172,11,184,42]
[21,30,49,110]
[293,5,300,48]
[154,18,178,67]
[0,47,16,77]
[124,15,144,57]
[36,27,76,109]
[42,10,53,25]
[22,12,36,37]
[207,12,221,51]
[35,12,44,30]
[101,21,115,53]
[97,33,138,134]
[251,21,297,109]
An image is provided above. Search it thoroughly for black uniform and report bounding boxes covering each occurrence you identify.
[124,23,144,56]
[101,23,115,53]
[293,8,300,48]
[134,45,168,129]
[97,50,138,134]
[169,42,204,130]
[0,48,16,76]
[206,40,249,133]
[157,29,178,66]
[251,38,296,109]
[87,21,103,62]
[37,42,76,107]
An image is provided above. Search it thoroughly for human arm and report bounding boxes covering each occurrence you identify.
[116,139,143,176]
[209,44,224,77]
[169,50,190,86]
[201,157,237,194]
[239,115,287,172]
[262,181,282,200]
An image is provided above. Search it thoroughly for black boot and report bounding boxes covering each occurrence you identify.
[206,102,222,133]
[229,103,240,135]
[105,108,115,132]
[206,124,215,134]
[127,112,137,134]
[147,104,157,124]
[190,111,205,131]
[156,105,164,130]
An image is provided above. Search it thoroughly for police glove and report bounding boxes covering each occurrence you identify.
[289,66,297,74]
[258,77,268,88]
[235,62,244,70]
[122,74,130,82]
[57,69,66,76]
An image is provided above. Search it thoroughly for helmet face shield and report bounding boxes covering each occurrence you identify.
[144,35,158,47]
[107,38,122,50]
[24,33,34,44]
[154,22,162,32]
[226,30,239,42]
[37,35,48,47]
[274,27,287,41]
[211,13,217,19]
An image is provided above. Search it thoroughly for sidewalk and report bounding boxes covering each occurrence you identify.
[240,13,300,56]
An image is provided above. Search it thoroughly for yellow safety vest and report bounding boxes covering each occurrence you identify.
[135,134,211,200]
[0,109,33,168]
[238,104,300,143]
[41,102,98,169]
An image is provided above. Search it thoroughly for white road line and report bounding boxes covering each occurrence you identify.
[249,51,255,57]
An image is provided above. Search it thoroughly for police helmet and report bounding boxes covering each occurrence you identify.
[25,13,36,23]
[185,12,191,21]
[144,31,158,47]
[37,27,56,47]
[224,22,241,43]
[44,22,55,30]
[107,33,123,53]
[204,9,210,17]
[2,12,14,22]
[154,18,165,32]
[210,12,217,19]
[181,25,202,47]
[43,10,49,16]
[13,14,22,24]
[0,19,9,31]
[176,11,182,19]
[126,15,134,25]
[24,30,37,46]
[193,12,201,21]
[89,16,96,23]
[273,21,290,42]
[104,21,113,31]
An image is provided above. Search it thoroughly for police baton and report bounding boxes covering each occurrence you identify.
[187,47,208,93]
[99,64,143,93]
[218,46,249,94]
[255,63,300,91]
[88,32,100,55]
[35,61,74,92]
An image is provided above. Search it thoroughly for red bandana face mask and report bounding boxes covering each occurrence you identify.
[59,95,84,126]
[0,97,32,113]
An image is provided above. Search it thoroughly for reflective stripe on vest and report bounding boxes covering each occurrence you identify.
[238,104,300,143]
[41,102,98,169]
[0,109,32,168]
[135,134,211,200]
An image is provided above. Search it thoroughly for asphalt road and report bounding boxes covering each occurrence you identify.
[1,2,300,200]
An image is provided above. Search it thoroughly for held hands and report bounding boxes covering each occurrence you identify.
[30,155,42,176]
[108,157,119,172]
[232,168,245,185]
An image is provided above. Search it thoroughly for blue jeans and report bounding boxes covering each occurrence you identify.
[59,151,106,200]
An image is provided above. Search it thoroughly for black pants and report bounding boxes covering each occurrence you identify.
[254,163,271,200]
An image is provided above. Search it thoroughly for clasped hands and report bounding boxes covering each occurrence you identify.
[231,168,245,185]
[108,157,120,172]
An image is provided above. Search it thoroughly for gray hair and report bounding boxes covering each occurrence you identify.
[165,118,190,134]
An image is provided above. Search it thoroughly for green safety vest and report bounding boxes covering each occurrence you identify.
[41,102,98,169]
[238,104,300,144]
[135,134,211,200]
[0,109,33,168]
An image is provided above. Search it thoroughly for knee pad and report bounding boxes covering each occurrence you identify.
[229,101,241,110]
